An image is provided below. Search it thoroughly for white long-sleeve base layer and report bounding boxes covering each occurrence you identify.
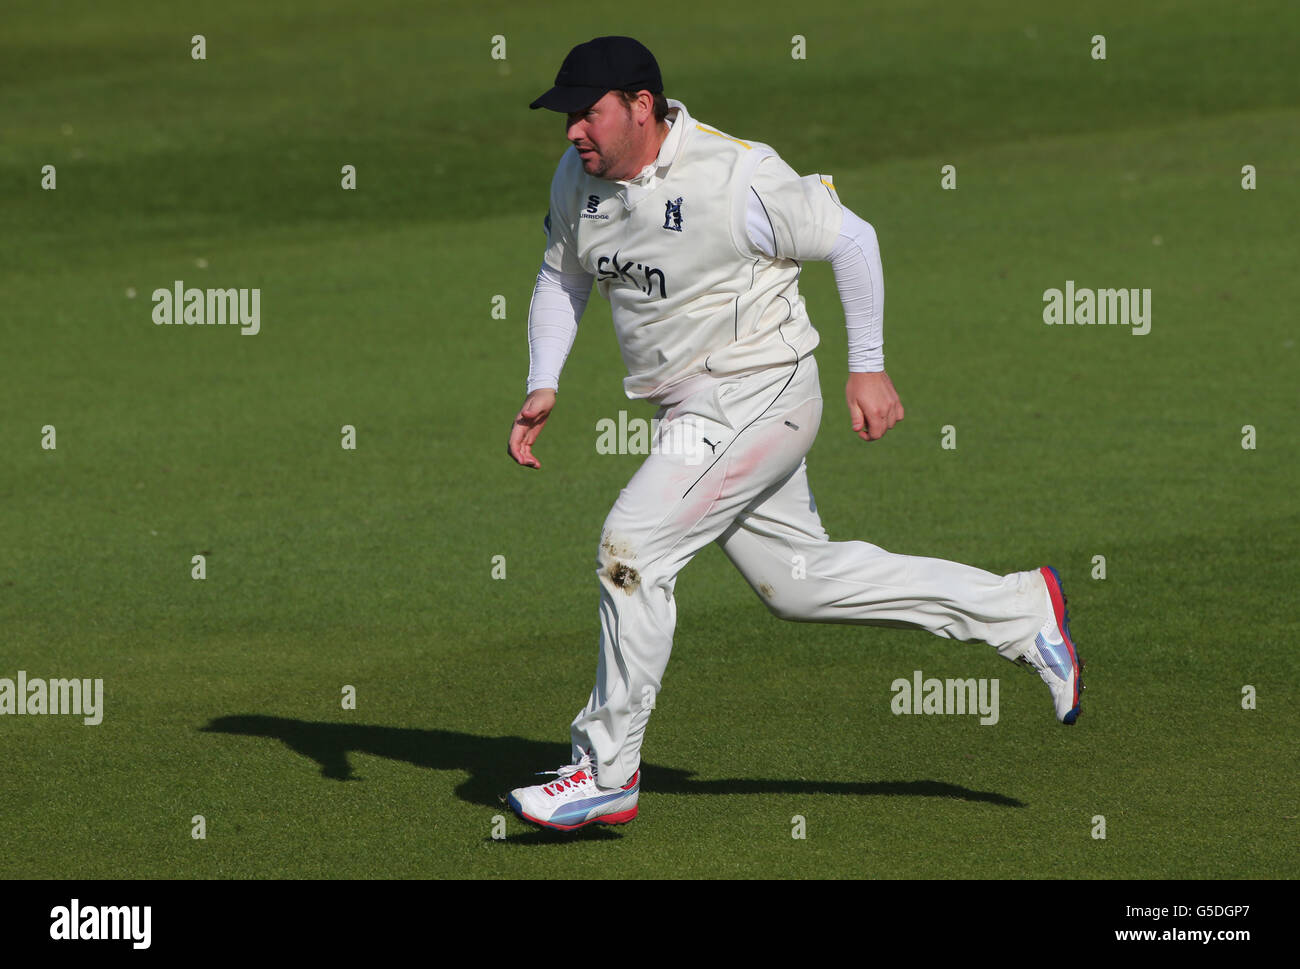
[572,354,1055,789]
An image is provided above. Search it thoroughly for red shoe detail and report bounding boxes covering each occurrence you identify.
[598,806,638,824]
[1039,566,1082,711]
[1039,566,1068,630]
[518,803,638,832]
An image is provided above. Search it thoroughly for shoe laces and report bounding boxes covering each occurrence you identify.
[539,751,595,797]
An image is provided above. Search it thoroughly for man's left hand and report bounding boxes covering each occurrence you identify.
[845,371,904,442]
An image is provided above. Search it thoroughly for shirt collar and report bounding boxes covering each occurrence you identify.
[617,99,689,191]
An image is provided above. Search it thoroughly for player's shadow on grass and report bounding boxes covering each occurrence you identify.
[201,714,1025,809]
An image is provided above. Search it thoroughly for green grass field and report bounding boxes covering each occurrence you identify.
[1,0,1296,879]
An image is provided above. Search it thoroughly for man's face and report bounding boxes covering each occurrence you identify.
[566,91,637,180]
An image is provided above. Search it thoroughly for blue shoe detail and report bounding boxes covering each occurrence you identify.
[550,786,639,826]
[1036,566,1084,725]
[1034,632,1073,682]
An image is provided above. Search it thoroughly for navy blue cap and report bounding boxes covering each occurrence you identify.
[530,36,663,112]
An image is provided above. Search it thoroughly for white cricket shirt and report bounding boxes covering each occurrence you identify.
[542,100,847,402]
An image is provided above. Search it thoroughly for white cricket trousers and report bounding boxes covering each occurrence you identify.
[571,354,1051,789]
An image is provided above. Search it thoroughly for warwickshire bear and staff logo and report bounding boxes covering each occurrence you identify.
[663,197,684,232]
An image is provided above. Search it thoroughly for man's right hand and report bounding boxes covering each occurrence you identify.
[507,389,557,469]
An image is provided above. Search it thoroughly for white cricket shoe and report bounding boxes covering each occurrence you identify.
[505,751,640,831]
[1013,566,1084,725]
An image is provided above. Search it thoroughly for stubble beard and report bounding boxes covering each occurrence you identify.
[587,112,637,181]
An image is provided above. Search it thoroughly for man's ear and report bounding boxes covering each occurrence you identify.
[634,91,654,123]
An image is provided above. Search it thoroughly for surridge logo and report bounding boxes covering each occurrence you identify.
[50,899,151,949]
[581,193,608,220]
[596,250,667,298]
[662,196,683,231]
